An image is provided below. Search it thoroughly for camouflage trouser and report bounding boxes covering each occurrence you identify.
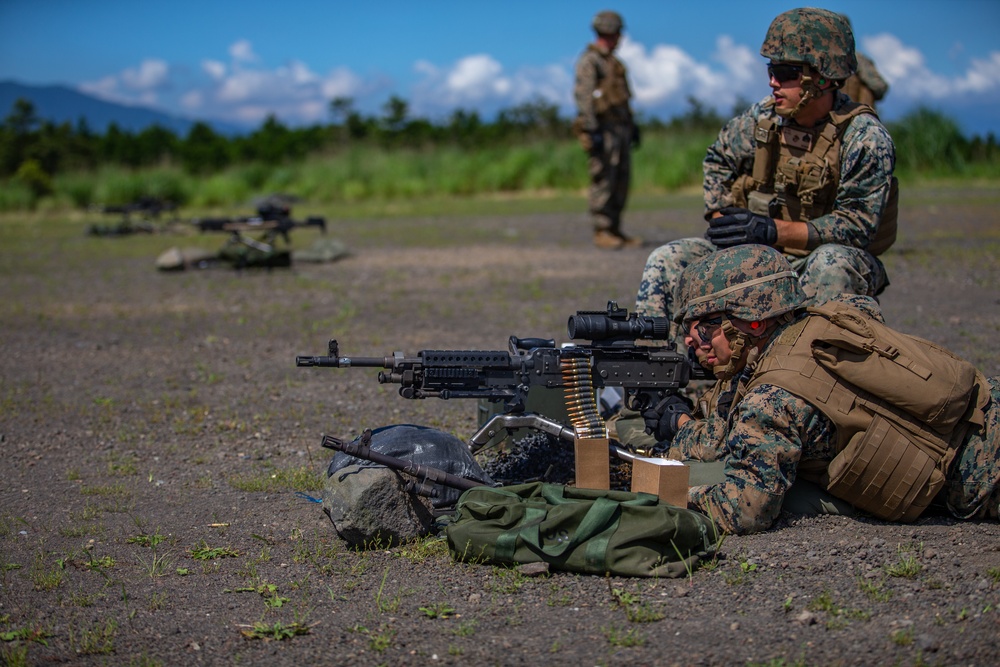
[635,237,889,337]
[683,461,857,516]
[944,376,1000,519]
[588,123,632,233]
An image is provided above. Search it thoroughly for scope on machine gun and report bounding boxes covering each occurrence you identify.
[567,301,671,344]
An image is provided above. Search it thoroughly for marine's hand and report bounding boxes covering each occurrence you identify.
[642,394,693,443]
[706,207,778,248]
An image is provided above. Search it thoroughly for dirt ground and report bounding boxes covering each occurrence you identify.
[1,188,999,666]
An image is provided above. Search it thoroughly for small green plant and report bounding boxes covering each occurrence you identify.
[138,550,173,578]
[890,627,914,646]
[608,583,664,623]
[885,547,922,579]
[68,619,117,655]
[128,531,166,548]
[239,620,313,641]
[176,567,190,576]
[227,465,323,493]
[419,602,456,619]
[487,565,527,594]
[452,620,476,637]
[603,625,646,648]
[368,626,394,652]
[987,566,1000,586]
[398,536,449,563]
[85,555,116,571]
[29,554,64,591]
[857,576,892,602]
[189,542,239,560]
[0,625,51,644]
[375,566,401,613]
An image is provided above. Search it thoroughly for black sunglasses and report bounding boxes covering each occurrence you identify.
[693,316,724,345]
[767,64,803,83]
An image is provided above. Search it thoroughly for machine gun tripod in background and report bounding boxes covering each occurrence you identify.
[86,196,181,237]
[157,194,330,271]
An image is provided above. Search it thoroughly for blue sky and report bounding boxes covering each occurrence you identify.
[1,0,999,135]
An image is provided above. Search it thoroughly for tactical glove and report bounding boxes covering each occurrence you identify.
[706,207,778,248]
[642,394,693,444]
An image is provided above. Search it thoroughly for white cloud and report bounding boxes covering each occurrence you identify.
[863,33,1000,100]
[618,34,763,117]
[202,59,226,81]
[229,39,258,63]
[445,54,510,98]
[79,60,170,107]
[120,59,169,91]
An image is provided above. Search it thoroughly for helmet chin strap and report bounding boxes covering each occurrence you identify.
[774,64,828,120]
[711,316,781,380]
[712,317,754,381]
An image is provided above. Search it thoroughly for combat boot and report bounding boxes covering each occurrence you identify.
[593,229,625,249]
[616,232,644,248]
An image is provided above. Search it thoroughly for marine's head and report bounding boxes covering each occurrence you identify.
[677,246,804,379]
[592,10,624,37]
[760,8,857,119]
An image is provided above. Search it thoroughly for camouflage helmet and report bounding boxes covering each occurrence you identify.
[760,8,857,80]
[592,10,624,36]
[677,246,805,325]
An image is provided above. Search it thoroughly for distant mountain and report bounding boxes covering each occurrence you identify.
[0,80,249,136]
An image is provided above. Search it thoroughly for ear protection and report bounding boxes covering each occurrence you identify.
[818,78,827,86]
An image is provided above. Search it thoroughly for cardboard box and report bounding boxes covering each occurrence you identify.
[574,437,610,490]
[631,457,690,507]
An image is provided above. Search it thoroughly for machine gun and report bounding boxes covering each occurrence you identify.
[189,195,326,269]
[87,196,180,237]
[297,301,708,454]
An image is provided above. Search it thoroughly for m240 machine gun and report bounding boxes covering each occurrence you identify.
[190,195,326,269]
[296,302,708,456]
[87,196,180,237]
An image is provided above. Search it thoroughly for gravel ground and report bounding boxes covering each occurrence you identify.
[1,188,999,666]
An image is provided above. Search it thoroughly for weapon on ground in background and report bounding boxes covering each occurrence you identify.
[164,194,327,270]
[297,301,709,454]
[87,197,180,237]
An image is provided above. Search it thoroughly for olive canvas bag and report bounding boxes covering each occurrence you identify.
[444,482,719,578]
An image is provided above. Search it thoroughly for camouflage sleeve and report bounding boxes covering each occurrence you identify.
[574,49,600,132]
[824,293,885,321]
[806,108,896,248]
[686,384,836,534]
[703,98,770,218]
[669,382,736,461]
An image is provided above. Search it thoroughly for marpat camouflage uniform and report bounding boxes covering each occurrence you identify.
[574,42,634,239]
[668,295,1000,534]
[635,92,894,327]
[842,53,890,108]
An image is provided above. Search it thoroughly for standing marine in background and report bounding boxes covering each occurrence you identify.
[635,7,897,333]
[574,10,642,250]
[839,16,890,110]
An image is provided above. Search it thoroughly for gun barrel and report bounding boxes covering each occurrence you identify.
[295,355,393,368]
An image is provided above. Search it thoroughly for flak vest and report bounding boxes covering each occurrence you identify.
[731,100,898,257]
[575,45,632,132]
[738,302,990,522]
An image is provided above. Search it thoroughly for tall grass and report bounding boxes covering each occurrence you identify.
[6,111,998,215]
[26,129,714,214]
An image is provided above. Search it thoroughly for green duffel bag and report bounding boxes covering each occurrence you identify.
[444,482,719,578]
